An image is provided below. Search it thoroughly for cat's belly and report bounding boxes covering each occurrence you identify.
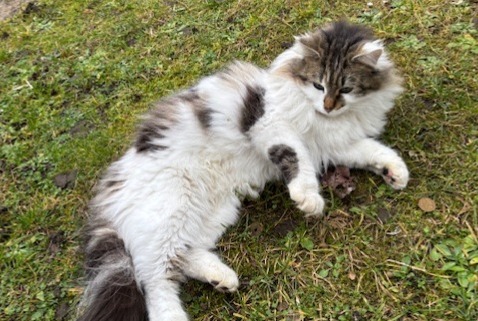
[94,144,274,271]
[104,157,243,245]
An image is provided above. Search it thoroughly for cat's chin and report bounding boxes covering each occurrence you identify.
[315,107,348,117]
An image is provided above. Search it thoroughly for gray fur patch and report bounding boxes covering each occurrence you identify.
[177,88,200,102]
[104,179,122,188]
[83,219,126,272]
[178,88,213,130]
[241,85,265,133]
[135,100,177,153]
[101,178,125,196]
[79,218,147,321]
[135,117,168,153]
[268,144,299,183]
[195,107,214,130]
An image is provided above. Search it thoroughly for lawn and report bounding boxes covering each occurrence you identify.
[0,0,477,320]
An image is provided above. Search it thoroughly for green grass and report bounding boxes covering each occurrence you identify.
[1,0,477,320]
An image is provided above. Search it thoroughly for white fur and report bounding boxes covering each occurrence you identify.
[88,40,408,320]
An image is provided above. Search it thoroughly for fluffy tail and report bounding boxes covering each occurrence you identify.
[77,220,147,321]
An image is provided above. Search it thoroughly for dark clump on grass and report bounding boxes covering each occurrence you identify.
[1,1,477,321]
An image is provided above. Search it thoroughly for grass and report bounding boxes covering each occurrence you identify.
[0,0,477,320]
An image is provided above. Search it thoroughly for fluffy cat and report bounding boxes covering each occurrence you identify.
[78,21,408,321]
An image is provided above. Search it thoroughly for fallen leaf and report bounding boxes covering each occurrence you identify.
[418,197,436,212]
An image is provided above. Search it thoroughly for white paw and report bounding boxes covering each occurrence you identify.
[298,192,325,217]
[289,181,325,217]
[381,159,409,190]
[207,263,239,293]
[161,311,189,321]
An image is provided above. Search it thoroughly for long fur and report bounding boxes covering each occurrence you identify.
[78,21,408,321]
[78,219,147,321]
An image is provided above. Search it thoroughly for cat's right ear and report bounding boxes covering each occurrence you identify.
[296,32,323,58]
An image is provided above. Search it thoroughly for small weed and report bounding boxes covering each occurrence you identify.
[431,235,478,305]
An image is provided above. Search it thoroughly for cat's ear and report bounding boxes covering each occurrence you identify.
[352,48,383,68]
[296,32,323,58]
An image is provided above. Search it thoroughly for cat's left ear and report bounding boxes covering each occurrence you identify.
[352,48,383,68]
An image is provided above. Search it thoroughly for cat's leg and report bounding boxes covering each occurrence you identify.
[253,123,324,217]
[339,138,409,189]
[142,276,189,321]
[181,248,239,292]
[269,144,325,216]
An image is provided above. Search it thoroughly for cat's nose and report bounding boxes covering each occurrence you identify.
[324,96,335,112]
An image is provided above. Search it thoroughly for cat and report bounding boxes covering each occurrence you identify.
[77,21,408,321]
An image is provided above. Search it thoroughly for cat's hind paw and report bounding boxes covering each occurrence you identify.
[209,268,239,293]
[182,249,239,293]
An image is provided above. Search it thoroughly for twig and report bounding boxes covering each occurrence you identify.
[386,259,452,279]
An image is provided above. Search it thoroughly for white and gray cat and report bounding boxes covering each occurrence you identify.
[78,21,408,321]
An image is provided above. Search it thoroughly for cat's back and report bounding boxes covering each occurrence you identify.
[133,61,268,159]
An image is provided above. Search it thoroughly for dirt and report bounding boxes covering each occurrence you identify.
[53,170,78,190]
[0,0,31,21]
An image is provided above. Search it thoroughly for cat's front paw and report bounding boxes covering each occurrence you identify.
[288,179,325,217]
[298,192,325,218]
[289,187,325,217]
[381,160,409,190]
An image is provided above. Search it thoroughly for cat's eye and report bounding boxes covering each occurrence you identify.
[340,87,353,94]
[313,82,324,91]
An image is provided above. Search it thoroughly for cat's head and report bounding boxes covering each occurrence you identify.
[271,21,403,117]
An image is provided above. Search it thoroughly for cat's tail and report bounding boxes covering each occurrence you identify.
[77,220,147,321]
